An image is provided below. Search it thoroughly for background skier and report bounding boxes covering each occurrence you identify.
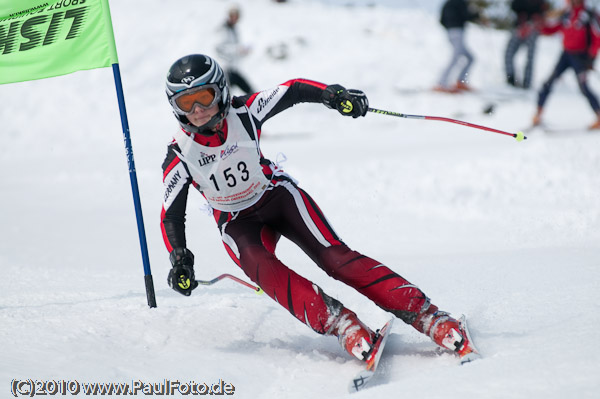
[215,6,255,94]
[435,0,480,92]
[532,0,600,128]
[504,0,548,89]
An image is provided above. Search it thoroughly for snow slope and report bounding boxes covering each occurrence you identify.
[1,0,599,398]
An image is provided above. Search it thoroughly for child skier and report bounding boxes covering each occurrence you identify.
[533,0,600,128]
[161,54,477,364]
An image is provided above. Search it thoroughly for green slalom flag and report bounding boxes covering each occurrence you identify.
[0,0,118,84]
[1,0,157,308]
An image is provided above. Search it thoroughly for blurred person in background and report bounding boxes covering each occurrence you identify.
[216,5,255,94]
[435,0,480,93]
[532,0,600,128]
[504,0,549,89]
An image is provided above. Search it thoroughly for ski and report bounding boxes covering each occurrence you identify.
[541,125,594,135]
[348,318,395,393]
[521,123,597,135]
[458,315,481,364]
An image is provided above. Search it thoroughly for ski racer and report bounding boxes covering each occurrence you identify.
[161,54,477,364]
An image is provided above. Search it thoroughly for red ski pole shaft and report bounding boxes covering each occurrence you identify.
[367,107,526,141]
[196,273,262,293]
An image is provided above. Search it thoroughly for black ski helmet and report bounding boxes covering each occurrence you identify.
[166,54,230,134]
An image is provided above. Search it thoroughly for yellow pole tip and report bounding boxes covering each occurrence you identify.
[256,288,264,295]
[515,131,526,142]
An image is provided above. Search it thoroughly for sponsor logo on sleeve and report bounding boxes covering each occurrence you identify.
[256,87,280,113]
[164,170,182,203]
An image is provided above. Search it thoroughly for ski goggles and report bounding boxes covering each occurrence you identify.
[171,84,222,115]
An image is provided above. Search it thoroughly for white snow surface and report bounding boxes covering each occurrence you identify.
[1,0,600,398]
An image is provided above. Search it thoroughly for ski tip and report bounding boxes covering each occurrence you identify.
[458,315,482,364]
[515,131,527,142]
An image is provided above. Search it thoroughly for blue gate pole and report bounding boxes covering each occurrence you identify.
[111,63,157,308]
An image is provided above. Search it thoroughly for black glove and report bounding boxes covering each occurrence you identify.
[321,84,369,118]
[168,247,198,296]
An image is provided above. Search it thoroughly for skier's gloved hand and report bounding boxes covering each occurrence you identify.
[168,247,198,296]
[321,84,369,118]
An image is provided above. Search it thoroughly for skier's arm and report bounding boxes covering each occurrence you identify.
[161,144,191,253]
[539,21,562,35]
[240,79,368,125]
[539,11,566,35]
[162,189,199,297]
[237,78,325,124]
[161,188,188,252]
[588,13,600,59]
[161,144,199,296]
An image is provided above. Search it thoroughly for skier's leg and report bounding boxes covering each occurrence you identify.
[570,54,600,123]
[523,33,538,89]
[537,52,570,110]
[534,52,570,124]
[268,181,473,354]
[504,32,520,86]
[317,244,429,324]
[263,182,429,321]
[438,28,462,89]
[319,245,476,354]
[452,28,473,87]
[221,218,375,361]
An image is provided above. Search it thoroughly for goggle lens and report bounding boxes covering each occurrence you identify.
[175,87,217,113]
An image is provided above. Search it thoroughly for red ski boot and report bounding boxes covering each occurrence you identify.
[412,305,479,362]
[332,309,375,361]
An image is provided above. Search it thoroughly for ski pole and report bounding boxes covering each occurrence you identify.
[368,107,527,141]
[196,274,263,294]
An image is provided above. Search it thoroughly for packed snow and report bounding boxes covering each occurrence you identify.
[1,0,599,398]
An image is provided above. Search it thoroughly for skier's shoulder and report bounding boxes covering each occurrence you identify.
[162,138,184,173]
[231,85,285,110]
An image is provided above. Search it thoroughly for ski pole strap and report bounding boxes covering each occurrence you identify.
[367,107,526,142]
[196,273,263,293]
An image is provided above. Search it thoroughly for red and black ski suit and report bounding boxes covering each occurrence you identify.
[161,79,430,336]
